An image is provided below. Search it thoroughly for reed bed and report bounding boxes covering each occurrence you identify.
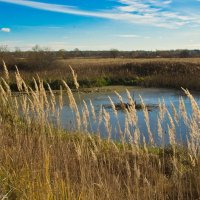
[1,57,200,90]
[0,62,200,199]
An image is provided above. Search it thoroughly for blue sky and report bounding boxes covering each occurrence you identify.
[0,0,200,50]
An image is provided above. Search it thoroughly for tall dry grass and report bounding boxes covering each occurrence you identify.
[0,61,200,199]
[1,57,200,90]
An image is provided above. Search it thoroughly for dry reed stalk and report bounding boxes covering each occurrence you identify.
[33,77,39,94]
[90,149,97,162]
[157,117,163,143]
[125,109,132,127]
[126,89,135,106]
[189,153,196,167]
[140,96,154,144]
[126,108,140,152]
[47,83,56,112]
[167,110,176,130]
[89,100,96,122]
[187,135,198,162]
[168,125,176,146]
[82,108,88,131]
[37,75,47,109]
[47,83,55,104]
[126,159,132,182]
[108,96,124,143]
[114,91,123,103]
[62,80,81,130]
[69,65,79,90]
[22,80,29,94]
[126,90,138,127]
[21,95,28,115]
[29,87,44,119]
[1,78,11,96]
[42,86,49,111]
[142,135,148,154]
[15,65,23,91]
[111,140,120,152]
[158,99,167,122]
[55,109,61,128]
[33,78,46,115]
[124,116,132,144]
[182,88,200,122]
[83,100,94,132]
[187,119,200,160]
[28,97,35,114]
[179,97,188,125]
[14,97,19,111]
[103,107,111,142]
[74,143,82,160]
[87,133,98,152]
[83,100,89,119]
[167,110,176,146]
[108,96,118,118]
[133,128,140,151]
[59,86,63,110]
[134,162,141,180]
[113,92,129,145]
[0,84,8,102]
[97,105,103,134]
[170,102,179,124]
[2,60,9,80]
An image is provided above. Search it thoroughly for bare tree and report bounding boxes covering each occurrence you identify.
[110,48,119,58]
[27,45,56,70]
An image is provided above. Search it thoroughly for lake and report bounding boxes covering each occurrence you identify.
[53,86,200,145]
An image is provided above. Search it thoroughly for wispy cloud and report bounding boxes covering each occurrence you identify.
[115,34,139,38]
[185,44,200,48]
[0,27,11,32]
[116,0,194,27]
[0,0,198,29]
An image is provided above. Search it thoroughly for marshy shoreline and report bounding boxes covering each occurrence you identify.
[1,57,200,92]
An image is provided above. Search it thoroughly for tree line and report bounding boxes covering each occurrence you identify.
[1,44,200,70]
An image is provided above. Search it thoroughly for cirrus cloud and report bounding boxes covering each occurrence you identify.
[0,0,199,29]
[115,34,140,38]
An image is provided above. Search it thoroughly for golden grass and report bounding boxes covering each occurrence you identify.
[0,62,200,199]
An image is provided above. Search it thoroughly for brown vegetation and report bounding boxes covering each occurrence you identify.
[1,57,200,90]
[0,63,200,199]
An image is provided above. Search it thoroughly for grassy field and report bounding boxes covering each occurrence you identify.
[0,64,200,199]
[1,57,200,91]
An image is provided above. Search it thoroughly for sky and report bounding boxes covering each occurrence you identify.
[0,0,200,51]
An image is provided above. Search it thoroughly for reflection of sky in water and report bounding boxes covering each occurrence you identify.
[56,87,200,145]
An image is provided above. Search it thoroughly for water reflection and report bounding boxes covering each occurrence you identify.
[56,87,200,144]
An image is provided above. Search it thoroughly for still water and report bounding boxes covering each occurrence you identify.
[55,87,200,144]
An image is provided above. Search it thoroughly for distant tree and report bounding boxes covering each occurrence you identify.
[110,49,119,58]
[0,45,9,52]
[15,47,21,52]
[73,48,80,52]
[27,45,56,70]
[180,50,190,58]
[58,49,67,59]
[73,48,82,57]
[32,44,42,52]
[0,45,16,69]
[13,47,22,59]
